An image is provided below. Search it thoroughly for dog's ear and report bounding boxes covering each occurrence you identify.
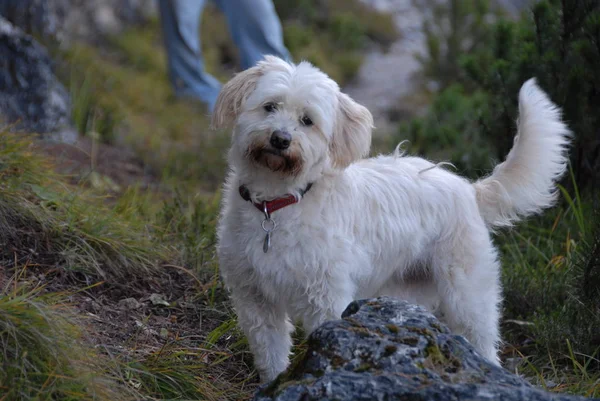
[330,93,373,168]
[211,65,263,130]
[212,56,291,129]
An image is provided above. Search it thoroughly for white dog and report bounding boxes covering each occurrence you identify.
[213,56,570,382]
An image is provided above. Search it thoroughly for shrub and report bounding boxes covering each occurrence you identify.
[410,0,600,188]
[416,0,497,90]
[397,85,494,177]
[463,0,600,189]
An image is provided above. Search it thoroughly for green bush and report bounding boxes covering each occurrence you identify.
[411,0,600,187]
[416,0,496,90]
[463,0,600,188]
[397,85,495,177]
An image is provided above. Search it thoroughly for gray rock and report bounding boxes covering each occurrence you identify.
[254,298,594,401]
[0,0,156,142]
[0,17,73,139]
[0,0,157,45]
[118,297,142,311]
[0,0,59,39]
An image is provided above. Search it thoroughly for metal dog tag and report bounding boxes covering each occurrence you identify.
[261,202,276,253]
[263,232,271,253]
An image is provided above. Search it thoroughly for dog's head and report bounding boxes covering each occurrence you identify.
[212,56,373,185]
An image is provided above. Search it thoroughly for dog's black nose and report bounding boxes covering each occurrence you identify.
[270,130,291,150]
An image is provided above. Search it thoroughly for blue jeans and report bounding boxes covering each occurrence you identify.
[158,0,291,112]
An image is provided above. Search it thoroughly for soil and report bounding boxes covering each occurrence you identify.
[1,258,257,396]
[35,136,157,192]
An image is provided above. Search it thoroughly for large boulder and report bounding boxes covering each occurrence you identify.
[0,17,75,142]
[255,298,595,401]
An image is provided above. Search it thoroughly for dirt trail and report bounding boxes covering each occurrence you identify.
[345,0,427,135]
[345,0,529,135]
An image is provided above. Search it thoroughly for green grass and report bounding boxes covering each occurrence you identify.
[61,42,228,191]
[495,170,600,396]
[0,133,164,280]
[119,339,253,401]
[0,272,254,400]
[0,282,128,401]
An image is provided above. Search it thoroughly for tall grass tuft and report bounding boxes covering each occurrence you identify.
[500,171,600,395]
[0,132,164,280]
[0,284,126,400]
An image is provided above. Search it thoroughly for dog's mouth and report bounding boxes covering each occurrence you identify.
[259,149,287,171]
[247,146,303,176]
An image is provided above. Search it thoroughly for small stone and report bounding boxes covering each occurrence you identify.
[504,356,523,373]
[149,293,170,307]
[118,297,141,310]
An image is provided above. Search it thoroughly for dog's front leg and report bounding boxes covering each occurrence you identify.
[299,277,355,335]
[230,286,294,383]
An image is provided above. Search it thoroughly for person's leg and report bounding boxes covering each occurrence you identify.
[214,0,291,69]
[158,0,221,111]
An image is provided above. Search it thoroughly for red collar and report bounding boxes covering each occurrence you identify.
[238,183,313,215]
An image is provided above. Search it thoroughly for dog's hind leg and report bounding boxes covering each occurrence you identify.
[432,230,502,365]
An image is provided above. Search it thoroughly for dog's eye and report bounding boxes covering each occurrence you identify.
[300,115,313,126]
[264,103,277,113]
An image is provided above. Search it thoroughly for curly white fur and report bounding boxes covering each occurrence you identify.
[474,79,571,227]
[213,56,571,382]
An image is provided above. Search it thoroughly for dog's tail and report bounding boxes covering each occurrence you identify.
[473,79,571,228]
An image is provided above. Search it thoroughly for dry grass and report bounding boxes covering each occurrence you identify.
[0,278,129,401]
[0,133,164,280]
